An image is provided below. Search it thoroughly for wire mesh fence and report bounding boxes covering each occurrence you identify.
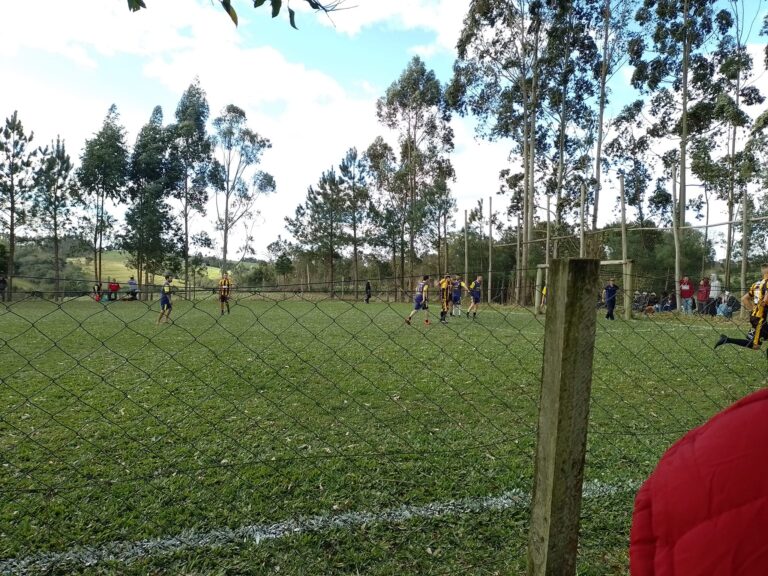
[0,267,764,574]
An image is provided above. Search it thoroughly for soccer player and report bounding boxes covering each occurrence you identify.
[406,275,430,325]
[603,278,619,320]
[451,275,468,316]
[466,275,482,319]
[439,273,452,324]
[219,272,232,316]
[157,272,173,324]
[715,263,768,353]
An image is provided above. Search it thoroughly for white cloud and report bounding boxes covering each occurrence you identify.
[0,0,517,265]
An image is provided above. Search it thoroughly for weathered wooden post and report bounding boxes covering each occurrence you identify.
[527,258,600,576]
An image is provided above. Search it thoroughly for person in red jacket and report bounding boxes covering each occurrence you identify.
[107,278,120,302]
[630,387,768,575]
[695,277,710,314]
[679,276,694,314]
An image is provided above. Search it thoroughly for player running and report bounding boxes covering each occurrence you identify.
[451,275,468,316]
[439,273,452,324]
[406,275,430,326]
[466,275,483,319]
[157,272,173,324]
[715,263,768,354]
[219,272,232,316]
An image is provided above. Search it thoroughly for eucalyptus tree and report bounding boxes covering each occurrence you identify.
[591,0,638,229]
[376,56,454,287]
[448,0,547,304]
[78,105,130,284]
[337,147,370,299]
[0,111,36,296]
[539,0,598,234]
[690,1,764,288]
[629,0,728,228]
[210,104,275,274]
[365,136,407,298]
[32,137,78,299]
[285,168,349,293]
[123,106,179,293]
[170,79,212,296]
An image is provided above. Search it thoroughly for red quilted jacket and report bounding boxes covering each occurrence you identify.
[630,388,768,575]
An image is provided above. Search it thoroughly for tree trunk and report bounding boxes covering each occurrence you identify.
[53,213,60,302]
[592,0,611,231]
[8,190,15,298]
[222,189,230,276]
[678,0,691,230]
[183,179,190,298]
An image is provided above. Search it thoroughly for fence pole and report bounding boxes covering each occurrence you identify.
[527,258,600,576]
[534,266,543,315]
[464,210,469,286]
[624,259,633,321]
[488,195,493,305]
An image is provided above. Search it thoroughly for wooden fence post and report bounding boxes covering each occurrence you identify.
[527,258,600,576]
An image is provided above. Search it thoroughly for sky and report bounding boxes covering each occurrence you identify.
[1,0,766,262]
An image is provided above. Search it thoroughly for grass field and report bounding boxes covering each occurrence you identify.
[0,294,764,575]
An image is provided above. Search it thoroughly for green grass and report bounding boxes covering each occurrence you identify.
[0,296,764,575]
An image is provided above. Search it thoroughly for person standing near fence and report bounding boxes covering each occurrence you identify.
[696,277,710,315]
[715,263,768,352]
[126,276,138,300]
[680,276,694,314]
[0,275,6,302]
[218,272,232,316]
[107,277,120,302]
[365,281,371,304]
[709,273,721,316]
[603,278,619,320]
[157,273,173,324]
[406,275,430,326]
[466,275,482,319]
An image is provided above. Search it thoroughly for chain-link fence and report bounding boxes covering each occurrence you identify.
[0,266,764,574]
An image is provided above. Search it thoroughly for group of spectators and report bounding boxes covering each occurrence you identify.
[602,273,741,319]
[92,276,139,302]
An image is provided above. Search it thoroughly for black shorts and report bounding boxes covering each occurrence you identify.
[747,316,768,348]
[220,295,229,303]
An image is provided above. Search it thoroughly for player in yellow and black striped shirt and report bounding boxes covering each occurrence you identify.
[219,272,232,316]
[438,274,452,324]
[715,263,768,352]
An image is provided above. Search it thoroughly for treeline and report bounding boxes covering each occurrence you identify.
[4,1,768,303]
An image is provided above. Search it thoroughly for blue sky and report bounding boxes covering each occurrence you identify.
[1,0,766,262]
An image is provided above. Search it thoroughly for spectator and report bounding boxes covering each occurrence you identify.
[716,291,733,318]
[696,277,710,315]
[126,276,139,300]
[92,282,102,302]
[107,277,120,302]
[365,281,371,304]
[679,276,694,314]
[0,275,6,302]
[646,292,659,315]
[709,273,721,316]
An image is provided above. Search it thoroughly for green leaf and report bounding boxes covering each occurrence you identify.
[220,0,238,25]
[254,0,268,6]
[288,7,297,29]
[127,0,147,12]
[271,0,282,18]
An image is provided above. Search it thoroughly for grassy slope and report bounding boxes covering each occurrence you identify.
[0,298,762,574]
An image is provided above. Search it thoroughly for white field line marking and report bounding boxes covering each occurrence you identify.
[0,480,640,575]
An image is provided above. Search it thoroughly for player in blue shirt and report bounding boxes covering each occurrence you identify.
[603,278,619,320]
[406,275,430,326]
[466,275,482,319]
[451,275,468,316]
